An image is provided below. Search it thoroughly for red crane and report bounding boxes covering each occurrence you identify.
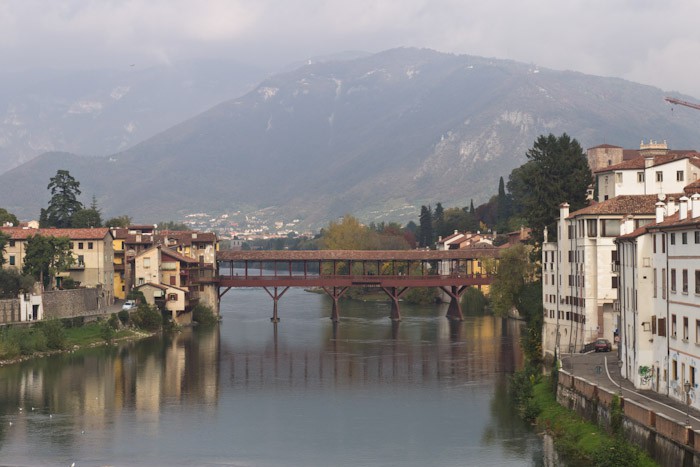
[665,97,700,111]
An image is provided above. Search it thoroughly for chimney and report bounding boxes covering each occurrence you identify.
[621,215,635,235]
[692,193,700,218]
[679,196,689,220]
[656,201,666,223]
[560,202,570,220]
[667,197,677,215]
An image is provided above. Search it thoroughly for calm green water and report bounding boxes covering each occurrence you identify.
[0,288,546,466]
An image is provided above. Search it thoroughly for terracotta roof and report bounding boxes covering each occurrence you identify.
[684,180,700,195]
[439,232,464,244]
[0,227,112,240]
[568,195,663,218]
[594,151,700,174]
[588,144,622,150]
[157,230,217,245]
[616,225,652,240]
[161,247,199,264]
[594,158,645,173]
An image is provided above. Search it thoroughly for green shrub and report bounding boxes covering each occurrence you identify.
[131,303,163,332]
[39,319,67,350]
[117,309,130,325]
[61,277,78,289]
[192,304,218,326]
[403,287,439,304]
[461,287,488,315]
[100,321,116,343]
[127,290,146,304]
[107,313,120,330]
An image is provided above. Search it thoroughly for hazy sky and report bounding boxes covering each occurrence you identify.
[3,0,700,98]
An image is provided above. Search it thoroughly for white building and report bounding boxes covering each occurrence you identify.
[617,193,700,408]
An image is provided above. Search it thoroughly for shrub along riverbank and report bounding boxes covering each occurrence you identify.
[0,303,220,364]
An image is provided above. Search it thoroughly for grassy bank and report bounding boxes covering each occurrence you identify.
[521,374,657,466]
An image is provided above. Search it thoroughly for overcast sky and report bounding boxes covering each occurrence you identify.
[3,0,700,98]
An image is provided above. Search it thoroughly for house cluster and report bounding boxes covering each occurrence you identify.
[542,139,700,409]
[0,224,219,324]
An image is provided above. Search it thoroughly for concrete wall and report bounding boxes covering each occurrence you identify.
[557,370,699,466]
[42,287,109,320]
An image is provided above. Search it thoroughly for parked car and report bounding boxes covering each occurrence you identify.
[122,300,136,311]
[594,338,612,352]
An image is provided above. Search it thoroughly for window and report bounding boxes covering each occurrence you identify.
[138,277,144,285]
[673,360,678,380]
[170,276,176,285]
[70,242,74,249]
[653,268,657,298]
[683,269,689,293]
[692,366,696,387]
[653,234,657,253]
[77,255,84,267]
[615,172,622,183]
[143,257,150,268]
[662,234,666,253]
[587,219,597,237]
[662,268,667,299]
[652,316,657,335]
[656,171,664,182]
[168,293,178,301]
[9,255,14,266]
[696,319,700,343]
[601,219,620,237]
[9,240,14,247]
[658,318,667,337]
[696,270,700,294]
[78,242,84,249]
[612,276,618,289]
[677,170,684,182]
[683,232,688,244]
[637,171,645,183]
[88,242,93,250]
[684,316,689,340]
[672,314,677,337]
[696,231,700,244]
[671,269,677,292]
[671,233,676,245]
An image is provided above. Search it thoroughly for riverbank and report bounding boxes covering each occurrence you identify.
[0,322,154,367]
[528,375,657,466]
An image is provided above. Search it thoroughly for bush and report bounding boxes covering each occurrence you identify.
[127,290,146,304]
[461,287,488,315]
[107,313,120,330]
[192,304,218,326]
[100,321,116,343]
[131,303,163,332]
[39,319,67,350]
[403,287,439,305]
[61,277,78,289]
[117,309,130,325]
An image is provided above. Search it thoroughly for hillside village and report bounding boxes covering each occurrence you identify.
[542,139,700,411]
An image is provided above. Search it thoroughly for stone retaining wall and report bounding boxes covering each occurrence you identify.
[0,299,20,324]
[42,288,109,320]
[557,370,698,466]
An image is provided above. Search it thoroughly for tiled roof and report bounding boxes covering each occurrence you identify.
[439,231,464,244]
[568,195,663,218]
[0,227,112,240]
[594,151,700,174]
[218,248,500,262]
[589,144,622,150]
[161,247,199,264]
[157,230,217,245]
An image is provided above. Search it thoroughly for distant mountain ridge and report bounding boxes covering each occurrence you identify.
[2,47,700,228]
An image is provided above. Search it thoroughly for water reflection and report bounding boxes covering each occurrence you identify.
[0,288,544,466]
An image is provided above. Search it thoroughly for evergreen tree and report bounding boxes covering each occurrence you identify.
[418,205,433,248]
[433,202,446,239]
[507,133,592,243]
[0,231,9,266]
[44,170,84,228]
[105,215,132,228]
[496,176,511,232]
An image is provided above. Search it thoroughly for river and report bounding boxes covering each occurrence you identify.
[0,287,548,466]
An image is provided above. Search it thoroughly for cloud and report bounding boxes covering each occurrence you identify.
[2,0,700,97]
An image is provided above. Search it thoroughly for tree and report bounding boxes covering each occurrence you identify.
[433,202,446,239]
[0,208,19,227]
[488,243,536,317]
[105,215,132,228]
[158,220,189,231]
[507,133,592,243]
[0,231,8,267]
[496,176,512,232]
[418,205,433,248]
[23,235,75,289]
[44,170,84,228]
[320,216,376,250]
[71,209,102,228]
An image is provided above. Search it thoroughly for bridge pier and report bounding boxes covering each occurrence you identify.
[263,286,289,323]
[381,287,409,321]
[440,286,468,321]
[321,287,349,322]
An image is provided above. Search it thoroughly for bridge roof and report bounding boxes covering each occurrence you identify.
[217,247,499,262]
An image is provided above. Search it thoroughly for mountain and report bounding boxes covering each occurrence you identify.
[3,47,700,228]
[0,59,269,173]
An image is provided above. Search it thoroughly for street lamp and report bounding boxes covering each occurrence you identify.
[684,381,692,426]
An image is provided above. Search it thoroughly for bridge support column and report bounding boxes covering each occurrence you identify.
[440,286,468,321]
[263,286,289,323]
[381,287,409,321]
[322,287,349,322]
